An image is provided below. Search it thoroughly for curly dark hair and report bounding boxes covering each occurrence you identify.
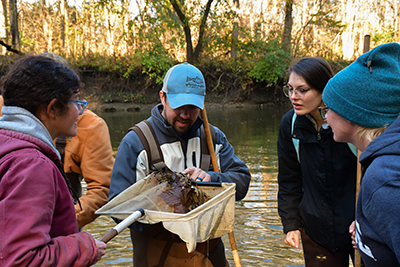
[287,57,334,93]
[1,54,81,116]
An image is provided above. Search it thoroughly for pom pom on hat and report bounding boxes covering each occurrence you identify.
[323,42,400,128]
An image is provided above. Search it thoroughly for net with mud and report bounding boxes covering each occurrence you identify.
[96,170,236,252]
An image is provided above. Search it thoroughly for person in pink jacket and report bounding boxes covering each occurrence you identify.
[1,52,114,230]
[0,55,106,266]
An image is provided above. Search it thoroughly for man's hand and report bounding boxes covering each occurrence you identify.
[182,166,211,182]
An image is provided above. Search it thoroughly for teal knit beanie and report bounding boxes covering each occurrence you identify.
[323,42,400,128]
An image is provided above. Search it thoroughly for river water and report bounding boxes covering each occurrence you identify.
[84,104,307,266]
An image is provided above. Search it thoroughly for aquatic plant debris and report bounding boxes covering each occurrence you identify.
[152,170,210,213]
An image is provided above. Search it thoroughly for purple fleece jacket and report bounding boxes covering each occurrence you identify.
[0,129,98,266]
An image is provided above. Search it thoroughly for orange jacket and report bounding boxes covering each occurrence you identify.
[62,109,114,228]
[0,96,114,229]
[0,96,3,116]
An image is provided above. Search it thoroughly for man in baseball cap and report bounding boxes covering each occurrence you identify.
[109,62,251,266]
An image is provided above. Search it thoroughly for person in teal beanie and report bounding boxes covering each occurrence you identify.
[320,42,400,266]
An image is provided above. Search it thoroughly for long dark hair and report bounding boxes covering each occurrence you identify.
[1,55,81,116]
[286,57,333,92]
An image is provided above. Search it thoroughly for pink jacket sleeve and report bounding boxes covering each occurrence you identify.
[0,153,98,266]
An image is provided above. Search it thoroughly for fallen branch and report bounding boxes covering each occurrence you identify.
[0,40,23,55]
[212,72,225,92]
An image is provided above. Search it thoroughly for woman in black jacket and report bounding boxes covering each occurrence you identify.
[277,57,357,266]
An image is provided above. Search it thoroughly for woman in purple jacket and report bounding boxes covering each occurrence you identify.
[0,55,106,266]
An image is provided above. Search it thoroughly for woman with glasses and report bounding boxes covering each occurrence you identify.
[0,55,106,266]
[277,57,357,266]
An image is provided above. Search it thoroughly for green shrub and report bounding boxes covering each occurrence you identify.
[237,37,291,86]
[125,45,176,84]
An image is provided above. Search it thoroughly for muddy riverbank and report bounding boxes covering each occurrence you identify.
[79,69,288,113]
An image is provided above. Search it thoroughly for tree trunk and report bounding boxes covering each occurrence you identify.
[169,0,193,63]
[120,0,129,54]
[89,0,95,55]
[106,7,114,55]
[283,0,293,54]
[9,0,18,49]
[230,0,240,60]
[1,0,9,45]
[61,0,69,52]
[169,0,213,63]
[42,0,52,51]
[192,0,213,63]
[341,0,358,59]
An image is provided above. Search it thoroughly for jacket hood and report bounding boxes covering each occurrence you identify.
[0,129,60,163]
[0,106,61,160]
[360,116,400,167]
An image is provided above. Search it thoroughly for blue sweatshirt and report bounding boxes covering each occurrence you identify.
[356,116,400,266]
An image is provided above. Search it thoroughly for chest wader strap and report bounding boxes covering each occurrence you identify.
[129,120,166,171]
[130,120,216,172]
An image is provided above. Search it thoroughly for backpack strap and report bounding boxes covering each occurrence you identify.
[200,124,216,171]
[291,113,300,162]
[129,120,166,171]
[347,143,358,157]
[129,120,216,172]
[291,112,358,162]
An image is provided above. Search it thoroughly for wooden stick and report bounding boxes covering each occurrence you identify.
[363,34,370,54]
[354,150,362,267]
[201,108,219,172]
[100,208,145,243]
[354,33,370,267]
[200,107,242,267]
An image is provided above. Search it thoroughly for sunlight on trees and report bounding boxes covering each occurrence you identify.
[0,0,398,84]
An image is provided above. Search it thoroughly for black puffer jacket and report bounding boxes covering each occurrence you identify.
[277,109,357,255]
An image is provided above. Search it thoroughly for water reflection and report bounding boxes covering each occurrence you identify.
[84,105,307,266]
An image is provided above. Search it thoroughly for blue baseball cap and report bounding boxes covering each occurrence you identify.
[162,62,206,109]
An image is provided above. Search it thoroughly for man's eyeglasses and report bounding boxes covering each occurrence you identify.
[318,106,330,120]
[282,85,311,99]
[69,99,88,115]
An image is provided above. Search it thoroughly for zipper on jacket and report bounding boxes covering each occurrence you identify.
[192,152,196,167]
[306,114,323,141]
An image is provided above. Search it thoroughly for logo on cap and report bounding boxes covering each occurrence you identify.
[186,76,205,91]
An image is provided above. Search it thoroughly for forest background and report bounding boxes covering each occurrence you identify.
[0,0,399,109]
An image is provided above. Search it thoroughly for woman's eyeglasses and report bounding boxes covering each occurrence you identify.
[69,99,88,115]
[282,85,310,99]
[318,106,330,120]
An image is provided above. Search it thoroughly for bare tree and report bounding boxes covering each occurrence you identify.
[61,0,69,52]
[9,0,18,49]
[231,0,239,60]
[41,0,52,51]
[169,0,214,63]
[282,0,293,54]
[1,0,9,45]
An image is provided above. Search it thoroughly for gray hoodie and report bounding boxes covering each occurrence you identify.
[0,106,61,159]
